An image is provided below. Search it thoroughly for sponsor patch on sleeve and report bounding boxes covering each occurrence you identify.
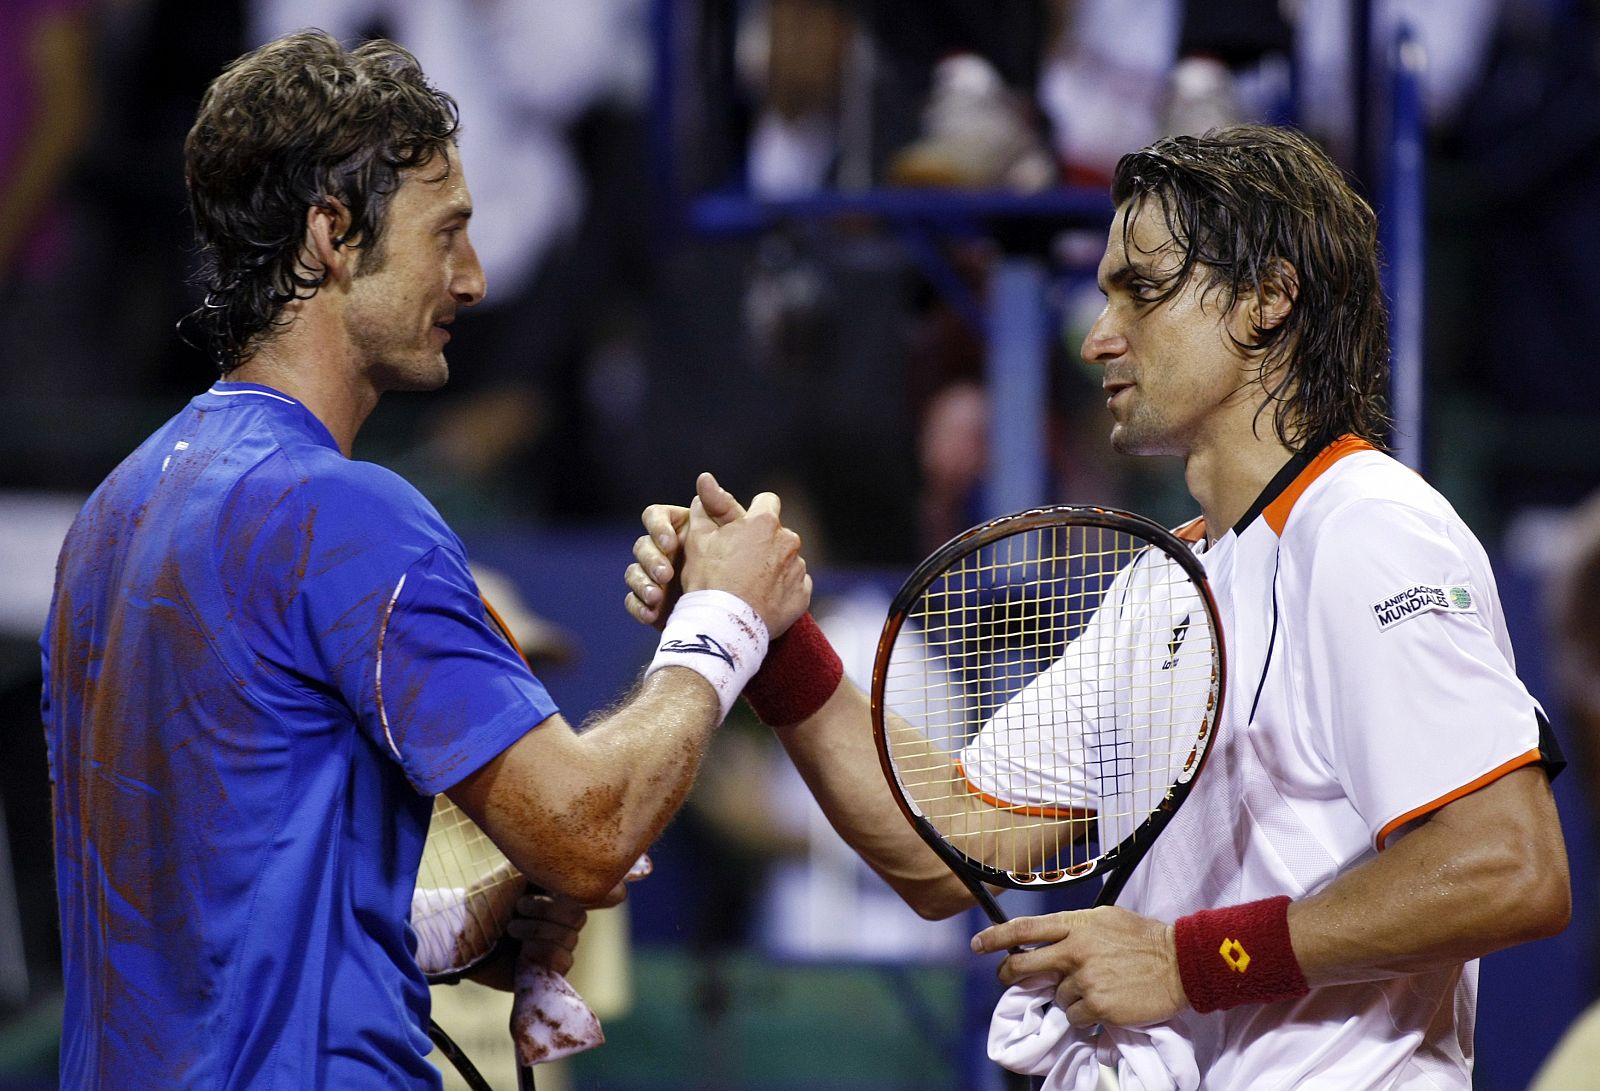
[1371,584,1477,631]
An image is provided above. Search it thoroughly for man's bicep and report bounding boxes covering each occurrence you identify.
[1288,760,1571,986]
[1414,763,1566,861]
[1380,763,1569,953]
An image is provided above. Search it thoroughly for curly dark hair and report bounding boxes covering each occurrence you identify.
[182,30,460,373]
[1111,125,1391,452]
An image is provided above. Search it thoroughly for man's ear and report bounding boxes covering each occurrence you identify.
[301,198,354,285]
[1254,258,1299,332]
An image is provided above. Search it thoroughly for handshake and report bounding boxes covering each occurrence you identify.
[621,471,845,730]
[622,470,811,639]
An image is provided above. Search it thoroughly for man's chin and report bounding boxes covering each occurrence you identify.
[1109,423,1142,456]
[1109,422,1177,458]
[381,357,450,394]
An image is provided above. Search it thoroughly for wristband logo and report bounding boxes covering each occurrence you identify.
[661,633,735,668]
[1218,937,1251,974]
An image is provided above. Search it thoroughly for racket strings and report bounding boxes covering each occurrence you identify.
[414,795,523,976]
[882,522,1218,885]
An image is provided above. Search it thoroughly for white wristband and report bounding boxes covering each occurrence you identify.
[646,590,770,722]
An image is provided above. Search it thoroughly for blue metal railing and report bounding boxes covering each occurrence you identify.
[1382,23,1427,472]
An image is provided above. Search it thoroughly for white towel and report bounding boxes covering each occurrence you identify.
[511,956,605,1064]
[989,975,1200,1091]
[412,882,605,1065]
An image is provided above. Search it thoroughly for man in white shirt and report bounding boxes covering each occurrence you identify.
[625,125,1569,1088]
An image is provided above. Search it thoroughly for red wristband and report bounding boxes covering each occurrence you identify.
[1174,896,1309,1014]
[741,612,844,728]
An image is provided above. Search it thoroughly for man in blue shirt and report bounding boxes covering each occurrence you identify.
[41,30,812,1089]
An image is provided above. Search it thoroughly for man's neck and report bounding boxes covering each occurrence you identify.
[229,314,376,457]
[1182,419,1299,545]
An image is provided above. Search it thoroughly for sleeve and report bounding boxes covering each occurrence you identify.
[364,545,560,794]
[38,626,54,782]
[956,646,1101,817]
[1299,500,1545,849]
[270,465,560,795]
[957,559,1146,817]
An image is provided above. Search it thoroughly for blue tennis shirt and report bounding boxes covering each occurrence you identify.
[42,383,559,1089]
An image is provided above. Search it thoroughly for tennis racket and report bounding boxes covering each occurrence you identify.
[415,791,536,1091]
[413,599,602,1091]
[870,505,1224,923]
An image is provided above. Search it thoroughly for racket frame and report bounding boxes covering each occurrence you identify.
[869,504,1227,919]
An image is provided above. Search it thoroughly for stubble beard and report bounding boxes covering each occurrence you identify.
[1108,404,1187,458]
[348,307,450,394]
[377,345,450,393]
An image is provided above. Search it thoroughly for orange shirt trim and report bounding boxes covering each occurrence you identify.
[1375,749,1544,850]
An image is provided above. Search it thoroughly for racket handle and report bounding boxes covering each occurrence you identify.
[426,1019,497,1091]
[968,877,1009,925]
[1094,860,1135,908]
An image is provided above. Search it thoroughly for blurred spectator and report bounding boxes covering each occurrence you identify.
[1037,0,1181,185]
[1295,0,1502,165]
[0,0,252,494]
[917,380,989,550]
[1426,0,1600,523]
[1039,0,1503,183]
[0,0,91,294]
[887,52,1057,191]
[740,0,1059,196]
[1548,493,1600,830]
[1528,491,1600,1087]
[743,0,858,197]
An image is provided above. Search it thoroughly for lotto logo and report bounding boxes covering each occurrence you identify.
[1218,938,1251,974]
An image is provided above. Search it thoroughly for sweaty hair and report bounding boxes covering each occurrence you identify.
[182,30,460,373]
[1111,125,1391,452]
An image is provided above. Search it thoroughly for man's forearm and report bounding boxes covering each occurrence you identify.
[450,668,725,905]
[774,680,978,918]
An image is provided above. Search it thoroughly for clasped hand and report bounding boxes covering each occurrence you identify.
[972,906,1188,1028]
[624,471,811,638]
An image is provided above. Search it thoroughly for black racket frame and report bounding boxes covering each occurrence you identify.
[869,505,1226,924]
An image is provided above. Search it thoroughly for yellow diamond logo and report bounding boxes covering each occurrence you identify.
[1219,937,1251,973]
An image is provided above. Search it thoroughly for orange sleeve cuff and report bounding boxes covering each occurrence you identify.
[1374,748,1543,850]
[952,758,1094,821]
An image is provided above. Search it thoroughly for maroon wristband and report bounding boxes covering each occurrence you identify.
[1174,896,1309,1014]
[741,612,844,728]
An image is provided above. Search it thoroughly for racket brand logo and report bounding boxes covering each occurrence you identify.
[1370,584,1477,632]
[660,633,735,668]
[1218,937,1252,974]
[1163,615,1192,669]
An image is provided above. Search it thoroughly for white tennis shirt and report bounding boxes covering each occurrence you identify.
[964,437,1554,1089]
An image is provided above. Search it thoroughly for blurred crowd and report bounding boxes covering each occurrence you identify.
[4,0,1599,558]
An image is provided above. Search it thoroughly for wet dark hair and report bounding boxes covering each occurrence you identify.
[1111,124,1391,451]
[182,30,460,373]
